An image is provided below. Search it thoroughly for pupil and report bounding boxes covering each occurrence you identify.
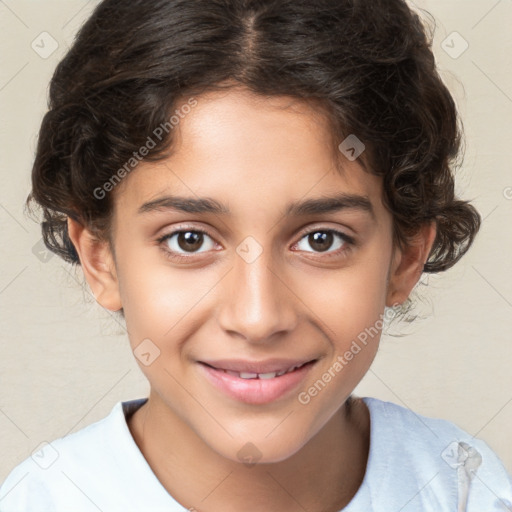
[309,232,332,252]
[178,232,203,252]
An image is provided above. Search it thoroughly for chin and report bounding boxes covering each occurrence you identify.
[209,433,308,467]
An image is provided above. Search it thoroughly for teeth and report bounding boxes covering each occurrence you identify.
[221,362,309,379]
[258,372,277,379]
[239,372,258,379]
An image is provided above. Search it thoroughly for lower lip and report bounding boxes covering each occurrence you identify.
[198,361,316,405]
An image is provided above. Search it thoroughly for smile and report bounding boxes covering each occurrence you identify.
[215,361,310,380]
[197,359,317,405]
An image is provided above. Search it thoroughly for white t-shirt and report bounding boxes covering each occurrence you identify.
[1,397,511,511]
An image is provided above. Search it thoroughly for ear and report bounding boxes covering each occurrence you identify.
[386,221,437,307]
[67,217,122,312]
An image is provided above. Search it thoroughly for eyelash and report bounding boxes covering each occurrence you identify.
[156,226,356,263]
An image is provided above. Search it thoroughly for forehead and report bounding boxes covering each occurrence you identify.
[114,87,386,220]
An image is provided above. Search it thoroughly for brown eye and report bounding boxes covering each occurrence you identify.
[308,232,334,252]
[160,230,216,255]
[177,231,204,252]
[295,229,352,255]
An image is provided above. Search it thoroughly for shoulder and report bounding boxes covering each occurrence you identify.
[0,400,145,512]
[361,397,512,511]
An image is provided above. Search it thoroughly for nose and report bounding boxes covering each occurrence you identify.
[216,247,298,344]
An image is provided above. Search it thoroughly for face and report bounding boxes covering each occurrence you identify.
[78,88,418,464]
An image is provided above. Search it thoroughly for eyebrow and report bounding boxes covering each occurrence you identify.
[138,193,375,219]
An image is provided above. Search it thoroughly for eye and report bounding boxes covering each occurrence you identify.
[293,229,354,256]
[158,228,217,258]
[157,226,355,263]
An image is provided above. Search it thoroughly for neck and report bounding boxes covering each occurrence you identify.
[127,393,370,512]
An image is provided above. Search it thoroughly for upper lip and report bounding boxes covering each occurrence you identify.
[199,358,317,374]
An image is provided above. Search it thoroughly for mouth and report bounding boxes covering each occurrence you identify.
[197,358,317,405]
[201,360,313,379]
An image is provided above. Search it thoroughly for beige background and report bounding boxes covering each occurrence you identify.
[0,0,511,482]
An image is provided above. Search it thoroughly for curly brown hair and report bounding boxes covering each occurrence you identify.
[27,0,480,275]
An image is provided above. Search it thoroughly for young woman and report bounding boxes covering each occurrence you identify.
[1,0,511,510]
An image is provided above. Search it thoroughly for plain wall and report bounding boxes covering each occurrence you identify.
[0,0,511,482]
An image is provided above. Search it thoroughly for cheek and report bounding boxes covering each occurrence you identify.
[114,244,211,347]
[295,241,392,392]
[292,259,390,427]
[293,247,391,340]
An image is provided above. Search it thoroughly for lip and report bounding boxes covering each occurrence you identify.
[197,359,317,405]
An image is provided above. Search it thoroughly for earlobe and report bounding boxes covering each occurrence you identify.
[67,218,122,312]
[385,221,437,307]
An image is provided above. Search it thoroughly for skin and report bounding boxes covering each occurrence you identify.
[68,87,436,512]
